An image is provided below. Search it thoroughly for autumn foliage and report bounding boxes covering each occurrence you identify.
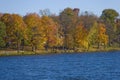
[0,7,120,53]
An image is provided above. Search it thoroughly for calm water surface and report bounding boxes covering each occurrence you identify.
[0,51,120,80]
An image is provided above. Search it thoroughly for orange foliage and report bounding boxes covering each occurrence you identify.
[98,23,108,45]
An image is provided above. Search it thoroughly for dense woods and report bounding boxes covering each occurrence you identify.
[0,8,120,53]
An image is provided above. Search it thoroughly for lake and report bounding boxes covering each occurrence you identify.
[0,51,120,80]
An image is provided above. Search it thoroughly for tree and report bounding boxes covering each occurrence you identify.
[74,23,88,50]
[87,21,99,48]
[1,14,14,48]
[24,13,59,52]
[87,21,108,49]
[0,13,3,19]
[98,22,108,48]
[41,16,59,51]
[50,14,64,48]
[24,13,43,52]
[11,14,27,52]
[100,9,119,46]
[0,21,6,48]
[101,9,119,24]
[79,11,98,31]
[114,18,120,47]
[1,13,27,52]
[59,7,78,50]
[39,9,51,16]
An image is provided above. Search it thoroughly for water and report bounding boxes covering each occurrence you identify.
[0,51,120,80]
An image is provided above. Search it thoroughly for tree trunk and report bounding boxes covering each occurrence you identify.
[17,40,20,53]
[32,45,35,52]
[98,42,100,49]
[21,39,24,51]
[108,35,111,47]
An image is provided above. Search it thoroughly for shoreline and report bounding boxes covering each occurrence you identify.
[0,47,120,57]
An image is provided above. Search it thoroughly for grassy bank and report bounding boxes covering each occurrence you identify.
[0,47,120,56]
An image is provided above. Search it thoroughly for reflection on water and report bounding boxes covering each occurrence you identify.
[0,51,120,80]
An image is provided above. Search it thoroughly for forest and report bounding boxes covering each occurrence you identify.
[0,7,120,54]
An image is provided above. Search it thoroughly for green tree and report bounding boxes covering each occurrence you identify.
[114,19,120,47]
[1,13,14,48]
[87,21,108,49]
[100,9,119,46]
[0,21,6,48]
[87,21,99,48]
[101,9,119,24]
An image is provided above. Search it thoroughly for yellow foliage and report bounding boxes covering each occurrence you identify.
[75,23,88,48]
[98,23,108,45]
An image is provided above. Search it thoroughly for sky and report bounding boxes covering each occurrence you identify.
[0,0,119,16]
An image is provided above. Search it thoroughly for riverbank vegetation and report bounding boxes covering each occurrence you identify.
[0,8,120,56]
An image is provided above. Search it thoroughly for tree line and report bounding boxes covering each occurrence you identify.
[0,8,120,53]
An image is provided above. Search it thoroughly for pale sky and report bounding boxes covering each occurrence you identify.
[0,0,119,16]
